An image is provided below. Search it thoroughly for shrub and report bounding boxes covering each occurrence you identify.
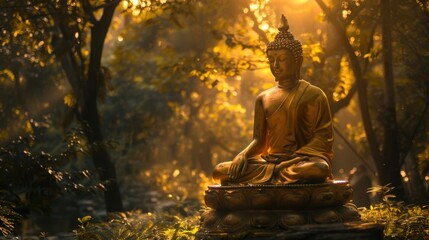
[139,161,212,204]
[0,130,102,236]
[0,200,22,236]
[74,211,200,240]
[360,184,429,239]
[74,161,211,239]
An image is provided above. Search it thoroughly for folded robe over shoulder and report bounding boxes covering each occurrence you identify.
[229,80,334,184]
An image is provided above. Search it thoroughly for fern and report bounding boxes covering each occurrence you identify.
[74,211,200,240]
[360,184,429,239]
[0,200,22,236]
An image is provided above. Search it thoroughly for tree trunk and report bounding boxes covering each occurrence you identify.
[380,0,404,198]
[82,99,123,212]
[81,1,123,212]
[11,64,23,105]
[316,0,382,176]
[404,152,428,203]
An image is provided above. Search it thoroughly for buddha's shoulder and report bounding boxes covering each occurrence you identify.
[299,80,327,98]
[257,87,278,99]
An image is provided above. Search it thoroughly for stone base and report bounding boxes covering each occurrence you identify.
[196,222,384,240]
[197,203,361,239]
[197,181,374,239]
[204,181,353,211]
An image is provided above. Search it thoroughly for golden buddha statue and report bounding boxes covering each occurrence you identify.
[198,16,365,239]
[213,15,334,185]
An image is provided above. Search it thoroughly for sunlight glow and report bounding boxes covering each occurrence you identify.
[213,46,220,53]
[132,10,140,16]
[260,23,269,31]
[342,10,351,19]
[123,0,162,15]
[122,1,129,9]
[130,0,139,6]
[293,0,309,4]
[249,3,259,11]
[172,169,180,177]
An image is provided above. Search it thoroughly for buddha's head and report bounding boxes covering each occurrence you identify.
[266,15,303,81]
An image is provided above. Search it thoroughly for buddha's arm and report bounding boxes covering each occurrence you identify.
[295,92,334,164]
[243,95,267,158]
[229,95,267,179]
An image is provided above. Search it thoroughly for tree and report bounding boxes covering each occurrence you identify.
[53,0,124,212]
[380,0,401,198]
[315,0,429,200]
[1,0,124,212]
[393,0,429,202]
[0,0,209,212]
[0,131,107,233]
[105,0,270,176]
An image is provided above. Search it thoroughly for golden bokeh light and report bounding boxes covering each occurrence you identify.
[260,23,269,31]
[294,0,309,4]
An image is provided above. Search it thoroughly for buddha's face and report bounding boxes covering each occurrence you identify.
[267,49,296,80]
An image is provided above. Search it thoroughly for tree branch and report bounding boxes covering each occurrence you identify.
[400,99,429,167]
[246,11,269,45]
[345,1,367,25]
[316,0,382,163]
[92,0,122,11]
[331,17,376,115]
[331,83,357,114]
[333,126,376,176]
[80,0,97,23]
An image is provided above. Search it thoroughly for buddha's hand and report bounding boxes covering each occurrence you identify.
[229,153,248,180]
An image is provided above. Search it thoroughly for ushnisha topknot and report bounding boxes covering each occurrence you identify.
[266,14,303,66]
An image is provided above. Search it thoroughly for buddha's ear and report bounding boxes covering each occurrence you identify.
[296,57,303,79]
[297,55,303,68]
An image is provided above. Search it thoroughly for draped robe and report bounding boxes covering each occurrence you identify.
[225,80,333,184]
